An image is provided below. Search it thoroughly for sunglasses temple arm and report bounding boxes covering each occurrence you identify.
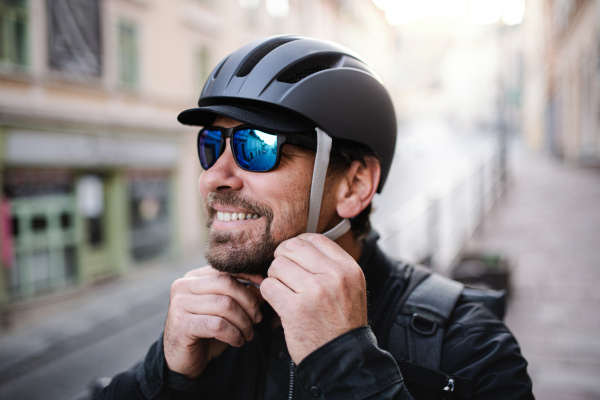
[290,133,319,151]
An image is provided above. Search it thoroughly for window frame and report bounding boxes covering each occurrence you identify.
[117,19,139,90]
[0,0,30,71]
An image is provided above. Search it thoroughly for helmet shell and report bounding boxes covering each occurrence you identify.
[179,35,397,192]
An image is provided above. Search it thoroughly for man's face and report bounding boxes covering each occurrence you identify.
[198,116,316,276]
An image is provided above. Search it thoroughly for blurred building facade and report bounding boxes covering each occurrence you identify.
[0,0,397,310]
[522,0,600,162]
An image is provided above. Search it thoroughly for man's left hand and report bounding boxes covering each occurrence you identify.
[260,233,368,364]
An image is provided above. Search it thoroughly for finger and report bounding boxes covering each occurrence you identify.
[298,233,356,265]
[172,274,262,324]
[273,236,334,274]
[260,276,295,311]
[275,234,357,274]
[296,233,354,264]
[183,265,222,278]
[268,255,315,293]
[183,269,264,305]
[173,293,256,341]
[187,314,246,348]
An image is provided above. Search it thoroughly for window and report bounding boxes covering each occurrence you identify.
[118,20,139,89]
[0,0,29,70]
[47,0,102,76]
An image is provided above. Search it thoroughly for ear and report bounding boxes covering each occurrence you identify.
[335,157,381,219]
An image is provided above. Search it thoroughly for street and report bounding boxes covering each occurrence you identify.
[0,256,196,400]
[0,120,501,400]
[0,125,598,400]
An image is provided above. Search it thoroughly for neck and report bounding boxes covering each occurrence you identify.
[334,230,363,261]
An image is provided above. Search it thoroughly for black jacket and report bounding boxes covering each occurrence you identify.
[98,234,534,399]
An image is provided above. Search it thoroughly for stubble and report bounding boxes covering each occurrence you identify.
[204,191,307,276]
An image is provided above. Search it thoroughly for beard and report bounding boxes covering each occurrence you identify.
[204,191,307,276]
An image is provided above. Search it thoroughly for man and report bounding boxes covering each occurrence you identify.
[98,35,533,399]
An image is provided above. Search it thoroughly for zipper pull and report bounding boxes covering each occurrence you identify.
[443,377,455,392]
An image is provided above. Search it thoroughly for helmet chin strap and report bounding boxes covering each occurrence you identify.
[306,128,351,241]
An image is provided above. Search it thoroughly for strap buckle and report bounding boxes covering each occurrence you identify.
[410,313,438,336]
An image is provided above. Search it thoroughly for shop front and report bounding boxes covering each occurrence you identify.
[0,127,180,303]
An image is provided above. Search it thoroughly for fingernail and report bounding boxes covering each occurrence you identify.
[255,312,263,324]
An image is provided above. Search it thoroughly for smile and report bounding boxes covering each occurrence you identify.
[216,211,260,221]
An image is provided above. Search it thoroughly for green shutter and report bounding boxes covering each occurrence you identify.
[0,0,29,70]
[118,20,138,89]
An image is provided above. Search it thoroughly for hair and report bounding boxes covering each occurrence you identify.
[327,138,380,240]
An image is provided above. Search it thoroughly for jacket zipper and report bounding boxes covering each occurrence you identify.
[288,360,295,400]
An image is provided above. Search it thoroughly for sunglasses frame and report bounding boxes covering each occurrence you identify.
[197,124,318,172]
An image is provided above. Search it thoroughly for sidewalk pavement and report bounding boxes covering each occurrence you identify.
[462,145,600,400]
[0,252,207,387]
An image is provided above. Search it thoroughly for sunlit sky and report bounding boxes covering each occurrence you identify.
[239,0,525,26]
[372,0,525,26]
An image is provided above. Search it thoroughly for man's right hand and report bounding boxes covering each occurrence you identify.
[163,266,263,379]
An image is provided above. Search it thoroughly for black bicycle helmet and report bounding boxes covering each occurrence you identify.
[179,35,397,238]
[178,35,397,192]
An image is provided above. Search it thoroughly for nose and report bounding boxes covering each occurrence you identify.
[200,138,244,192]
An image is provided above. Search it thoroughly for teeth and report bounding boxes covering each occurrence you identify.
[217,211,259,221]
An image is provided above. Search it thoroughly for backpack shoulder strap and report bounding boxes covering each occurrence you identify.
[401,265,464,370]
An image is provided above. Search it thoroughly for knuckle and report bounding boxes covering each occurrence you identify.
[170,278,187,294]
[306,233,328,245]
[169,293,185,309]
[348,264,366,285]
[329,264,344,281]
[283,237,305,251]
[180,315,193,332]
[166,309,183,328]
[240,321,252,334]
[219,295,236,312]
[311,283,326,300]
[246,293,259,310]
[268,258,285,275]
[260,277,274,291]
[259,278,274,298]
[206,316,227,333]
[327,267,349,288]
[174,312,196,334]
[204,293,220,308]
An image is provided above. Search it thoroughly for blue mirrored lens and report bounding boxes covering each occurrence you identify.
[199,129,222,169]
[232,129,278,171]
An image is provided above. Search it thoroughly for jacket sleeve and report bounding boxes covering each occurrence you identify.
[95,333,217,400]
[294,307,534,400]
[294,326,415,399]
[441,300,534,400]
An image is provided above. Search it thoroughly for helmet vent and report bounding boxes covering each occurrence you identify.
[213,56,229,79]
[278,55,341,84]
[236,38,296,77]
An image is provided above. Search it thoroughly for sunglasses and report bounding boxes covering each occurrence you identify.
[197,125,318,172]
